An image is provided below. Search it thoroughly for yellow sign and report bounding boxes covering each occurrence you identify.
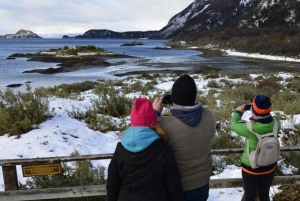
[22,163,61,177]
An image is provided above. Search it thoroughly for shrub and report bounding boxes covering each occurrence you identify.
[204,73,219,79]
[88,115,128,133]
[63,46,69,51]
[212,124,243,149]
[91,93,132,118]
[223,71,252,80]
[0,85,51,136]
[272,185,300,201]
[286,79,300,93]
[218,83,257,107]
[138,72,154,79]
[41,81,98,98]
[272,90,300,115]
[207,80,220,88]
[254,75,283,95]
[280,123,300,173]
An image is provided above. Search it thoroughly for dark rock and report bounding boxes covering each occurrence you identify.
[121,41,144,46]
[153,46,171,50]
[41,67,64,74]
[7,84,23,88]
[7,53,34,58]
[23,67,63,74]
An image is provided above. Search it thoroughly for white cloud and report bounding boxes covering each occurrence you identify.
[0,0,194,35]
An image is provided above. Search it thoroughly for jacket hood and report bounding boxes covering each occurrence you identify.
[170,103,203,127]
[121,127,160,153]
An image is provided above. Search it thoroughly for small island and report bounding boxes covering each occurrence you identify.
[7,45,132,74]
[6,84,23,88]
[121,41,144,46]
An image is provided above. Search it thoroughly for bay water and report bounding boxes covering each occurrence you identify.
[0,38,202,92]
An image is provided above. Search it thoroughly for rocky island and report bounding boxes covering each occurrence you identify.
[121,41,144,46]
[0,29,42,39]
[7,45,132,74]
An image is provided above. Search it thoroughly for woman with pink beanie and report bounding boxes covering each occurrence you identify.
[106,98,183,201]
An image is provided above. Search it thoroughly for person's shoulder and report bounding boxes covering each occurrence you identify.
[202,107,215,118]
[158,111,175,122]
[113,142,126,156]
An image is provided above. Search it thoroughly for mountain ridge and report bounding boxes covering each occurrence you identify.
[156,0,300,39]
[71,29,160,39]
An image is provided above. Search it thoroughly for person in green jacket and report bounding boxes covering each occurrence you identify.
[231,94,281,201]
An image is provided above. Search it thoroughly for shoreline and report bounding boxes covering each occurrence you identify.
[6,46,300,79]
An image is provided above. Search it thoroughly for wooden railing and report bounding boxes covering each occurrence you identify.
[0,146,299,201]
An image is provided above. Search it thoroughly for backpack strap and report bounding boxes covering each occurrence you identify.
[246,119,278,156]
[246,119,278,139]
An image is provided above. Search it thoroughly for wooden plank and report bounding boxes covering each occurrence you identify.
[0,153,114,166]
[0,146,299,166]
[0,176,299,200]
[0,185,107,201]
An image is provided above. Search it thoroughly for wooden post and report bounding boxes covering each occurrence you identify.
[2,166,19,191]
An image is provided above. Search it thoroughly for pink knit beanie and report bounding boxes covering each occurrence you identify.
[130,98,157,127]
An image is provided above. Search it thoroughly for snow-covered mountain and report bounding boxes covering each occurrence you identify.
[0,29,42,39]
[156,0,300,39]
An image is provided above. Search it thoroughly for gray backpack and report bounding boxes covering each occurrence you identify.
[246,119,280,169]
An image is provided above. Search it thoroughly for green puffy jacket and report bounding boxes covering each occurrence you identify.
[231,112,281,166]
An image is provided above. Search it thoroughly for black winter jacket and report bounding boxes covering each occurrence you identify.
[106,139,183,201]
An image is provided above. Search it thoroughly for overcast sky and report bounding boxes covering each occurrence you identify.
[0,0,194,37]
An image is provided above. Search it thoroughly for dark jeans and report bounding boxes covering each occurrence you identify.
[242,170,275,201]
[183,183,209,201]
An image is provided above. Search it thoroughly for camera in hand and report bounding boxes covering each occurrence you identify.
[162,94,172,104]
[244,104,252,110]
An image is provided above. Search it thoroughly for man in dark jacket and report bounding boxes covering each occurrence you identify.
[107,98,183,201]
[153,74,216,201]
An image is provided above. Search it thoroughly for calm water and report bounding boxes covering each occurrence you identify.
[0,38,202,92]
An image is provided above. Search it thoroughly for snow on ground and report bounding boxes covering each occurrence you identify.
[225,49,300,62]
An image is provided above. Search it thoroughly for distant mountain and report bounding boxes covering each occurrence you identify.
[151,0,300,57]
[62,0,300,56]
[155,0,300,39]
[0,29,42,39]
[73,29,159,39]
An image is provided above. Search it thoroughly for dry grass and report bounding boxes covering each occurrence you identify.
[272,185,300,201]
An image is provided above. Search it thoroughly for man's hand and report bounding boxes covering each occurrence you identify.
[153,97,163,113]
